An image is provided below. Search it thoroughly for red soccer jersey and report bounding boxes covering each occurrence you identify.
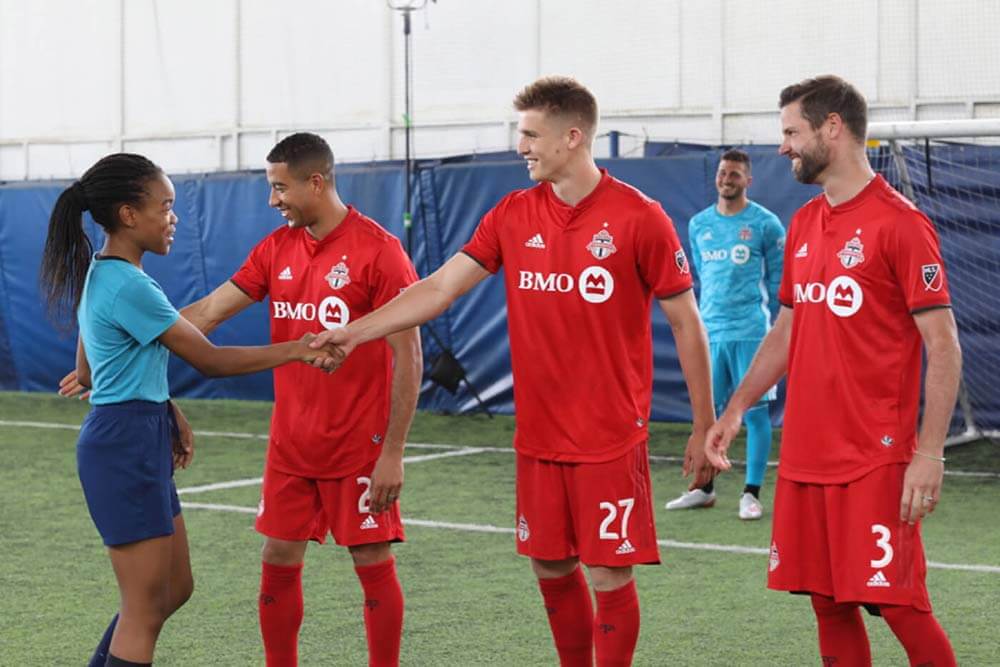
[462,169,693,463]
[231,207,418,479]
[777,175,951,484]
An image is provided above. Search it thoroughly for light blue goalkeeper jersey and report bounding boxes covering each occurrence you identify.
[688,201,785,342]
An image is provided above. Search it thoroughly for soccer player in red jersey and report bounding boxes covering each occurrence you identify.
[310,77,716,666]
[705,76,960,666]
[182,134,421,666]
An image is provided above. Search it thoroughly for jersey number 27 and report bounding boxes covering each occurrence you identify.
[599,498,635,540]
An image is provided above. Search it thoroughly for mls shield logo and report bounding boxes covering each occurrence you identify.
[325,261,351,290]
[837,236,865,269]
[586,229,617,260]
[922,263,943,292]
[675,249,690,275]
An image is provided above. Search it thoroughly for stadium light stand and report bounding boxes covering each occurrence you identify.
[386,0,491,418]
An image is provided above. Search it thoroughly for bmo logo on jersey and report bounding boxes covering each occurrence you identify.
[700,244,750,265]
[794,276,863,318]
[272,296,351,329]
[579,267,614,303]
[730,244,751,265]
[517,266,615,304]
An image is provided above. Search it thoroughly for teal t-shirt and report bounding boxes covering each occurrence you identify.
[78,256,180,404]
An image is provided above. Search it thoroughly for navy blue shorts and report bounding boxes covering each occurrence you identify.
[77,400,181,546]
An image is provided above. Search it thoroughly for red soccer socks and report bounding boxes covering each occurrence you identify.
[259,561,304,667]
[880,604,957,667]
[355,557,405,667]
[810,594,872,666]
[594,579,640,667]
[538,567,595,666]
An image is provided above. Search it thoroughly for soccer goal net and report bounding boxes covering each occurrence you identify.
[867,119,1000,446]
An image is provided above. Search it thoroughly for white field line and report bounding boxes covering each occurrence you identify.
[183,502,257,514]
[650,454,778,468]
[647,454,997,479]
[402,447,496,463]
[177,447,493,496]
[3,419,997,478]
[178,478,263,495]
[179,501,1000,575]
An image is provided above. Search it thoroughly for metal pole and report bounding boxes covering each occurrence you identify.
[118,0,126,152]
[233,0,242,169]
[888,139,917,202]
[403,9,413,254]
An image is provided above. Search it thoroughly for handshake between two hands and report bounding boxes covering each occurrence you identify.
[298,329,353,373]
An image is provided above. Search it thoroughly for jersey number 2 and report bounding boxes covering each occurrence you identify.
[357,476,372,514]
[599,498,635,540]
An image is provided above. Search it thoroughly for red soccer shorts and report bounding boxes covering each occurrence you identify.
[768,462,931,611]
[255,458,405,547]
[515,441,660,566]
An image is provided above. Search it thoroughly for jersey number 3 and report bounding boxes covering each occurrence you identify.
[599,498,635,540]
[870,523,894,568]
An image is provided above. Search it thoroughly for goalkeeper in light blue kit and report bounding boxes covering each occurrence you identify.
[665,149,785,520]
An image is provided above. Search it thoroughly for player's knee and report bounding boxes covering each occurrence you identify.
[349,541,392,567]
[123,589,172,632]
[587,565,632,592]
[810,593,854,618]
[261,538,306,566]
[879,603,928,628]
[530,557,579,580]
[169,571,194,614]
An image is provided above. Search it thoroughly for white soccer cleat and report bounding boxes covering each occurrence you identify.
[665,489,716,510]
[738,492,764,520]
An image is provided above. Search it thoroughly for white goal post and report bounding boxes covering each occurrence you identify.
[869,118,1000,142]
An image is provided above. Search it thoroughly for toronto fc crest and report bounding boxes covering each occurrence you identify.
[517,515,530,542]
[325,261,351,290]
[836,236,865,269]
[586,228,617,260]
[739,226,752,241]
